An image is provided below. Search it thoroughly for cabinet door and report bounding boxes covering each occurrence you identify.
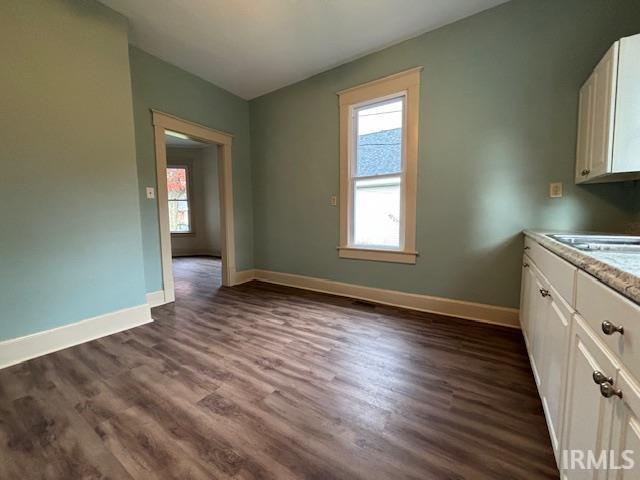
[608,370,640,478]
[561,315,617,480]
[612,34,640,174]
[576,75,595,183]
[589,43,618,179]
[539,286,572,458]
[520,257,535,343]
[529,269,550,388]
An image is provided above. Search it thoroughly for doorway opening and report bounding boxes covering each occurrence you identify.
[152,110,236,304]
[165,133,222,294]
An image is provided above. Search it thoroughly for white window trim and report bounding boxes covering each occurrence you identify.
[167,164,193,235]
[337,67,422,264]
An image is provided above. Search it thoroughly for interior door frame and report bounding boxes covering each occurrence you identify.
[152,110,236,303]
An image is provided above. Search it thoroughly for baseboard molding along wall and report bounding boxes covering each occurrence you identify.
[232,268,258,285]
[234,269,520,329]
[146,290,167,308]
[0,304,152,370]
[0,270,517,370]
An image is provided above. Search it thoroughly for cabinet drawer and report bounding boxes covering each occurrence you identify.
[576,270,640,380]
[524,237,577,306]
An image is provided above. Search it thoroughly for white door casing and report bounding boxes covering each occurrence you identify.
[152,110,237,303]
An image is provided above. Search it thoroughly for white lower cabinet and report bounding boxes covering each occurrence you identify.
[520,240,640,478]
[540,284,572,457]
[527,261,550,387]
[521,256,571,458]
[561,316,617,480]
[520,256,534,344]
[608,370,640,478]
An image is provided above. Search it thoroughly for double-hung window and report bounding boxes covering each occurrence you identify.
[167,166,192,233]
[338,68,421,264]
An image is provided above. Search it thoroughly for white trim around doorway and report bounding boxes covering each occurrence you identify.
[152,110,237,304]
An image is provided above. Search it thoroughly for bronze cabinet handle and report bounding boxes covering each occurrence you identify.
[601,321,624,336]
[600,382,623,399]
[592,371,613,386]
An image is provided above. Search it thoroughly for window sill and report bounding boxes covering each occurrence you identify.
[337,246,417,264]
[171,232,195,236]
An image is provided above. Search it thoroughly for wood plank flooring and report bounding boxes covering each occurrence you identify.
[0,256,559,479]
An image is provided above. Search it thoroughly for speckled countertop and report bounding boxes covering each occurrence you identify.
[523,230,640,305]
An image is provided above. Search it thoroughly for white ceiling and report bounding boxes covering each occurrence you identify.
[100,0,509,99]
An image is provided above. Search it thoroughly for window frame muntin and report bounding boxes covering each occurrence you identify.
[167,164,193,235]
[349,93,407,250]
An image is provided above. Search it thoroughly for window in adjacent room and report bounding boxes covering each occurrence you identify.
[338,67,421,264]
[167,166,192,233]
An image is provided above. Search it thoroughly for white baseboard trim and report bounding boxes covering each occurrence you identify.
[0,304,153,370]
[234,269,519,329]
[146,290,167,308]
[232,268,257,285]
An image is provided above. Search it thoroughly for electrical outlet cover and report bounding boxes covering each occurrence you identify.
[549,182,563,198]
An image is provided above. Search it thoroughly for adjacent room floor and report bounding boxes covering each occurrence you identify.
[0,257,558,479]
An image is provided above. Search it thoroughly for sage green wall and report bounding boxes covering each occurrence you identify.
[0,0,147,341]
[129,47,253,293]
[250,0,640,309]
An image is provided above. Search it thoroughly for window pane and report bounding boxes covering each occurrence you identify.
[167,167,188,200]
[353,176,400,248]
[169,200,190,233]
[356,98,403,177]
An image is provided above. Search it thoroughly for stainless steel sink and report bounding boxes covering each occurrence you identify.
[548,234,640,252]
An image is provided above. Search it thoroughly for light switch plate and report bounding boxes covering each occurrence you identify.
[549,182,563,198]
[330,195,337,206]
[146,187,155,199]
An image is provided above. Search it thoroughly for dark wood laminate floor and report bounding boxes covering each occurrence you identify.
[0,257,559,479]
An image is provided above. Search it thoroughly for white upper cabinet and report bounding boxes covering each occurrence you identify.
[576,74,595,182]
[614,34,640,175]
[576,34,640,184]
[588,44,617,179]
